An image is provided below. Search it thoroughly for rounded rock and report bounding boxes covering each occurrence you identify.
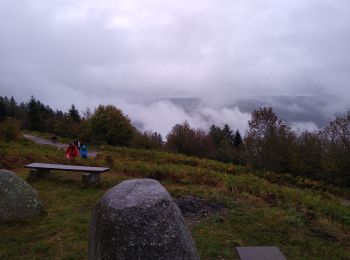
[0,169,44,222]
[89,178,199,260]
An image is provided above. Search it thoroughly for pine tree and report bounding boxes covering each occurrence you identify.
[223,124,234,145]
[8,96,17,117]
[26,96,55,131]
[0,97,7,122]
[209,124,224,146]
[233,130,243,147]
[69,104,81,122]
[27,96,40,130]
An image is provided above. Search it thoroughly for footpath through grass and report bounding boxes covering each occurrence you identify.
[0,138,349,259]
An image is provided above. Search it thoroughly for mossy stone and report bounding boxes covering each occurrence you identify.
[0,169,44,222]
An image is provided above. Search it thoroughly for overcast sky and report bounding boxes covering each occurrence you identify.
[0,0,349,136]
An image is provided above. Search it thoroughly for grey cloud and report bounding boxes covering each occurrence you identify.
[0,0,349,135]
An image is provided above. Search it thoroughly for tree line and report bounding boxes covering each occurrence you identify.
[0,96,162,148]
[0,96,349,186]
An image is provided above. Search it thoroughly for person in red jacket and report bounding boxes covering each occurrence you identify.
[66,143,79,160]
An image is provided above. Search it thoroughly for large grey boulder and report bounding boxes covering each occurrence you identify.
[0,169,44,222]
[89,178,199,260]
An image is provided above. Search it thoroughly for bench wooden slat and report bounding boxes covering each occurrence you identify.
[24,163,109,174]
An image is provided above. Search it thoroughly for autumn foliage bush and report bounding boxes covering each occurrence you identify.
[0,119,20,142]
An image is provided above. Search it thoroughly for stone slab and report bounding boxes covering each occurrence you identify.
[236,246,286,260]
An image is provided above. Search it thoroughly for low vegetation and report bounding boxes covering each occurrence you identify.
[0,137,349,259]
[1,95,349,188]
[1,95,349,258]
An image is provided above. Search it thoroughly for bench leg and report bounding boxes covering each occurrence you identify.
[27,169,51,181]
[82,173,100,186]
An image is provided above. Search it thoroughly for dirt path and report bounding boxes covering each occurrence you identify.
[23,134,97,158]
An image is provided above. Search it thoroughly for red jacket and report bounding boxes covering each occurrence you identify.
[66,145,79,159]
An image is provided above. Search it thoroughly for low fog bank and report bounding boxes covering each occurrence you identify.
[121,99,250,137]
[114,97,337,138]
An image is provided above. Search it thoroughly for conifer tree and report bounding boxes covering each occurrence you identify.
[233,130,243,147]
[0,97,7,122]
[26,96,54,131]
[69,104,81,122]
[223,124,234,145]
[209,124,224,146]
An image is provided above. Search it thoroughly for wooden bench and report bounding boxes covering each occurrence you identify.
[235,247,286,260]
[25,163,110,185]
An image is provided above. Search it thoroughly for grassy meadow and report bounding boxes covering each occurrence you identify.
[0,136,349,259]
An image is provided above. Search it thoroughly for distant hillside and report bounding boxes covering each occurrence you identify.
[150,96,336,128]
[236,95,331,127]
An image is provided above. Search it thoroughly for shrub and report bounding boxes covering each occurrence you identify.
[0,119,20,142]
[166,121,215,158]
[89,105,134,146]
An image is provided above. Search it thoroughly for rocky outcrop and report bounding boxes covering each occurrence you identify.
[89,178,199,260]
[0,169,44,222]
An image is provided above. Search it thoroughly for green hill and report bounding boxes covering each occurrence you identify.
[0,136,349,259]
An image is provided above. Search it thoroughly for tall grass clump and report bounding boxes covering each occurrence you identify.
[0,139,65,169]
[103,146,247,175]
[0,119,20,142]
[226,174,350,226]
[226,174,279,197]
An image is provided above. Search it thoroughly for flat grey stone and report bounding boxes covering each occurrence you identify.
[89,178,199,260]
[236,247,286,260]
[0,169,44,222]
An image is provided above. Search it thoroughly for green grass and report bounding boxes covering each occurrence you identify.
[1,136,349,259]
[194,201,349,259]
[0,178,104,259]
